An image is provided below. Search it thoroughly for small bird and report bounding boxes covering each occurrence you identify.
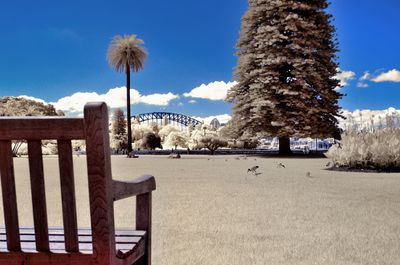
[306,171,311,178]
[247,166,259,174]
[277,162,285,168]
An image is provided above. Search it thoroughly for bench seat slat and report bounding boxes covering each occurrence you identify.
[0,228,145,255]
[0,235,142,244]
[4,227,146,237]
[0,242,138,254]
[0,252,92,265]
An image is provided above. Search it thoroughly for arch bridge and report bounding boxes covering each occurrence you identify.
[131,112,202,127]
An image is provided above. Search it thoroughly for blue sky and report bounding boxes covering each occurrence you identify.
[0,0,399,119]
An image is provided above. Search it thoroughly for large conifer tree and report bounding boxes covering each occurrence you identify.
[228,0,343,154]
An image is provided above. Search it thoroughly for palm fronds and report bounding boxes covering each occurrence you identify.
[107,34,147,73]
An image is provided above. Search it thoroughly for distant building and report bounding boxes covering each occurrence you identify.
[257,137,332,152]
[210,118,221,129]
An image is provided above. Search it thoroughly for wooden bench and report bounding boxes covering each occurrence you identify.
[0,102,155,265]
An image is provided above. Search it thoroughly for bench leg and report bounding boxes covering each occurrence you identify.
[135,255,147,265]
[135,192,151,265]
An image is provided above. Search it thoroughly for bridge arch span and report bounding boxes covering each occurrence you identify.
[131,112,202,127]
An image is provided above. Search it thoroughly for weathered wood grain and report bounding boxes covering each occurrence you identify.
[0,227,145,256]
[84,102,116,265]
[113,175,156,201]
[0,118,85,140]
[0,140,21,251]
[10,227,145,237]
[57,140,79,252]
[136,193,152,265]
[0,252,93,265]
[27,140,49,252]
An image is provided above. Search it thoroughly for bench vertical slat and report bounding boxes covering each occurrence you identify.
[136,193,152,265]
[0,140,21,251]
[27,140,50,252]
[84,102,116,265]
[57,140,79,253]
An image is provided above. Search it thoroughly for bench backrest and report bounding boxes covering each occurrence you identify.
[0,102,116,263]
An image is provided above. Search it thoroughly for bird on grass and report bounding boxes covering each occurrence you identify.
[277,162,285,168]
[247,166,259,175]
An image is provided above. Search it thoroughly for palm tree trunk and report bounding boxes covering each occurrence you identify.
[126,64,133,154]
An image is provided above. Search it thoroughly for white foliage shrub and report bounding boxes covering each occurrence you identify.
[15,141,58,156]
[188,128,218,150]
[158,125,180,141]
[326,128,400,169]
[132,124,154,141]
[134,139,143,150]
[72,140,86,152]
[164,131,189,149]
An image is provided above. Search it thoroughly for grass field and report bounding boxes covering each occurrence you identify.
[2,155,400,265]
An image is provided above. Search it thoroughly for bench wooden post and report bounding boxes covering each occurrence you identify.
[136,193,152,265]
[84,102,116,265]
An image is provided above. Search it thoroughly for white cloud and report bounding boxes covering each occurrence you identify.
[360,71,371,81]
[188,99,197,104]
[372,69,400,82]
[140,92,179,106]
[177,102,184,107]
[192,114,231,125]
[333,69,356,89]
[356,82,369,88]
[48,87,178,114]
[51,87,139,113]
[339,107,400,129]
[357,71,370,87]
[183,81,238,101]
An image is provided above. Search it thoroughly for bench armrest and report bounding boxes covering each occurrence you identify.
[113,175,156,201]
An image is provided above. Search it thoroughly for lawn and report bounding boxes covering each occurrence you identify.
[2,155,400,265]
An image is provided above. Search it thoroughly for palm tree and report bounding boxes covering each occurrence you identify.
[107,34,147,155]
